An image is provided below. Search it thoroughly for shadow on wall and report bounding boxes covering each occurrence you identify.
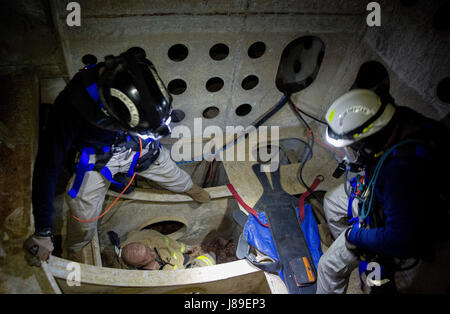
[350,60,394,105]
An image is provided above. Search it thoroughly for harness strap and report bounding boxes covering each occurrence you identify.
[360,139,422,221]
[69,80,162,199]
[86,82,106,110]
[68,136,161,199]
[226,184,269,228]
[68,148,95,199]
[127,151,141,178]
[347,175,365,225]
[298,176,323,224]
[100,166,121,185]
[68,147,123,199]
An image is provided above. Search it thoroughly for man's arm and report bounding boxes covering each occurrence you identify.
[32,90,81,233]
[347,157,424,258]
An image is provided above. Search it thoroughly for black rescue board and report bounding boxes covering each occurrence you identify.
[251,164,317,294]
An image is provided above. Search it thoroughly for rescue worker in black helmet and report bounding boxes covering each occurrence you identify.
[317,88,449,293]
[24,47,210,265]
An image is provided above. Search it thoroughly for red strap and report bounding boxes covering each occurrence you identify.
[227,184,269,228]
[298,176,323,224]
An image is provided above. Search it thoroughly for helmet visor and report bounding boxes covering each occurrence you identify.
[325,126,355,147]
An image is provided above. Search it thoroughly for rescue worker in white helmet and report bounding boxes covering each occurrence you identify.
[317,88,448,293]
[24,47,211,265]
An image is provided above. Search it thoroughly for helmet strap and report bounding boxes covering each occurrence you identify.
[350,112,401,165]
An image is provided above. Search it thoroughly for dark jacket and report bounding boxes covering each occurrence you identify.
[32,65,118,231]
[348,107,449,260]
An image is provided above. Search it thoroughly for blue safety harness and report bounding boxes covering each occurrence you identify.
[346,139,426,292]
[346,139,424,225]
[67,82,159,199]
[347,174,366,225]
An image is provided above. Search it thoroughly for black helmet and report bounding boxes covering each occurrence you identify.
[95,47,172,136]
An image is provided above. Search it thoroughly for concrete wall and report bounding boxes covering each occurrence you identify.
[0,0,448,293]
[50,0,449,133]
[0,1,67,77]
[0,73,42,293]
[52,0,368,131]
[0,0,67,293]
[364,0,450,119]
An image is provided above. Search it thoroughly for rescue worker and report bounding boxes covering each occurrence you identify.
[316,88,448,293]
[24,47,210,266]
[119,229,216,270]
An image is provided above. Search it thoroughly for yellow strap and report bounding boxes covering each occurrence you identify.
[362,123,374,134]
[195,255,214,266]
[374,150,384,158]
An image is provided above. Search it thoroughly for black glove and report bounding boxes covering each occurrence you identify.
[23,230,54,267]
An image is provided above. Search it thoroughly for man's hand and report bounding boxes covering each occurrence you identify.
[23,233,54,267]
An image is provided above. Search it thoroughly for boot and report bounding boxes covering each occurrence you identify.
[186,184,211,203]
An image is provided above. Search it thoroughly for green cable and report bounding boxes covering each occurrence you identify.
[360,139,421,221]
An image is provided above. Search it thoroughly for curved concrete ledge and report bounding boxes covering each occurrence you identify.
[106,185,232,203]
[47,256,276,294]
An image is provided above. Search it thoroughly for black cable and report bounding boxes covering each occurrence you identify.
[289,99,324,203]
[292,104,327,125]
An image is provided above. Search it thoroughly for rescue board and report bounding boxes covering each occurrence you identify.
[251,164,317,294]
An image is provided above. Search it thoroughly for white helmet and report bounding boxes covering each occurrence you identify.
[325,89,396,147]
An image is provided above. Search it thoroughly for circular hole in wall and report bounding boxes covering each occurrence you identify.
[206,77,224,92]
[168,44,189,62]
[303,36,313,50]
[275,36,325,94]
[235,104,252,116]
[305,77,314,87]
[317,50,325,66]
[209,43,229,61]
[433,2,450,31]
[353,60,389,90]
[82,54,97,66]
[141,220,186,236]
[248,41,266,59]
[203,106,220,119]
[436,77,450,103]
[241,75,259,90]
[168,79,187,95]
[171,109,186,123]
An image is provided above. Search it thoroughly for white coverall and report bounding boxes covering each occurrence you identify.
[316,183,360,294]
[316,183,420,294]
[66,145,193,251]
